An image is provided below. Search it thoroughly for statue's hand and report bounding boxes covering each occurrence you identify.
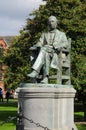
[29,46,37,50]
[43,45,53,53]
[44,45,53,49]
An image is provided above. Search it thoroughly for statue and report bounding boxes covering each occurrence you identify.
[27,16,69,84]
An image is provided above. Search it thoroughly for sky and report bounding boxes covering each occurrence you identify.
[0,0,46,36]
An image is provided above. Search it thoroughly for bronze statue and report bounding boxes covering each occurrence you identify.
[27,16,68,83]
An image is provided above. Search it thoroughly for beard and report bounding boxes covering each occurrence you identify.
[49,25,57,30]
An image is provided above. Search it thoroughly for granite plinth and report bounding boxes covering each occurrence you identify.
[16,83,78,130]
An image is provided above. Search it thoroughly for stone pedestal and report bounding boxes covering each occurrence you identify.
[16,84,78,130]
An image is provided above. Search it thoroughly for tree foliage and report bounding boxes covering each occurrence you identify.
[3,0,86,90]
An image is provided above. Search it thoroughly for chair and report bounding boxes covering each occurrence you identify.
[49,38,71,85]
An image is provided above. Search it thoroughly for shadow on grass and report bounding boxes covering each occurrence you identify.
[0,99,18,107]
[76,124,86,130]
[0,111,17,125]
[0,102,17,107]
[74,101,86,124]
[74,101,83,112]
[74,113,84,122]
[0,100,18,126]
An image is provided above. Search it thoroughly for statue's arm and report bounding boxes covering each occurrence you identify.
[36,33,45,47]
[29,33,44,51]
[53,33,68,51]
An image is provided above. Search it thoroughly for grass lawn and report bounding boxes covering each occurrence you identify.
[0,99,86,130]
[75,111,86,130]
[74,101,86,130]
[77,124,86,130]
[0,99,17,130]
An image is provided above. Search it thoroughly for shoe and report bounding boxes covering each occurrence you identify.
[40,77,48,84]
[27,70,38,78]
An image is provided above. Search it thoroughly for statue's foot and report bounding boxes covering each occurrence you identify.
[27,70,38,78]
[40,77,48,84]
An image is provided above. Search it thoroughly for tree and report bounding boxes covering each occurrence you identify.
[4,33,31,89]
[4,0,86,92]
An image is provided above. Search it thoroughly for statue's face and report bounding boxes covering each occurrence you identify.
[48,19,57,30]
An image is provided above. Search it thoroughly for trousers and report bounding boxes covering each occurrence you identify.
[32,47,52,76]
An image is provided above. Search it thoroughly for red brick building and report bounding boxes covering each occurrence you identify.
[0,36,15,94]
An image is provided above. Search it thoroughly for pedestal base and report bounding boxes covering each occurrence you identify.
[16,84,78,130]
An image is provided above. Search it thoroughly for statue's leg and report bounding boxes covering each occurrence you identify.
[27,49,46,79]
[32,49,46,73]
[45,52,51,76]
[28,49,39,82]
[41,53,51,83]
[30,49,39,66]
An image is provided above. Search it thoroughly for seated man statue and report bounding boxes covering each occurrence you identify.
[27,16,68,83]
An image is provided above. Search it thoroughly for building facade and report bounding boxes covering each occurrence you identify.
[0,36,15,95]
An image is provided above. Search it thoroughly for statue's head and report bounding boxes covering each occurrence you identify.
[48,16,58,30]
